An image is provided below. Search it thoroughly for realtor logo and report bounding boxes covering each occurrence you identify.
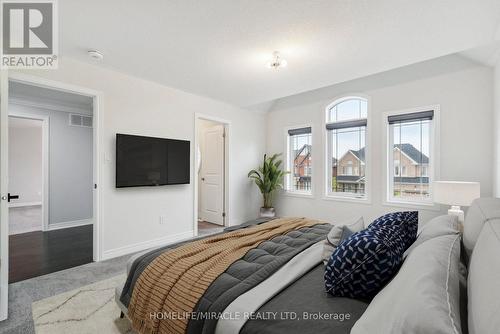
[1,0,58,68]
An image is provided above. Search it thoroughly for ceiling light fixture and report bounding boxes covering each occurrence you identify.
[267,51,287,69]
[87,50,104,61]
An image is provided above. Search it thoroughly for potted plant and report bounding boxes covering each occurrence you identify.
[248,153,288,217]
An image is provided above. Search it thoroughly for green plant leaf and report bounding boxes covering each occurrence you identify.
[248,153,288,208]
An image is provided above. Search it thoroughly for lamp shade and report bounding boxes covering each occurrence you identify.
[434,181,480,207]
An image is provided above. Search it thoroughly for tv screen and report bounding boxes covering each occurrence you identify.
[116,134,190,188]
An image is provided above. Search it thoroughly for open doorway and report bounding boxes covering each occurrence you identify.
[7,80,96,283]
[195,117,229,237]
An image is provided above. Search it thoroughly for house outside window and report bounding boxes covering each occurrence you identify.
[286,126,312,194]
[326,96,368,199]
[386,109,436,204]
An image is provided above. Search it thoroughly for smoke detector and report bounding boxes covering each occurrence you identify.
[87,50,104,61]
[267,51,287,69]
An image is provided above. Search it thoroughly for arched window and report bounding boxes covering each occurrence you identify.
[326,96,368,199]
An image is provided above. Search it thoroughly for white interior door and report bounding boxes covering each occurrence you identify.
[0,70,9,321]
[200,124,224,225]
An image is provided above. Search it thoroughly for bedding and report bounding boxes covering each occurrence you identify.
[120,217,332,334]
[240,264,368,334]
[214,241,326,334]
[119,218,274,307]
[119,206,500,334]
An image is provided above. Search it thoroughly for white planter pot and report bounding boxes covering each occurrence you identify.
[260,207,276,218]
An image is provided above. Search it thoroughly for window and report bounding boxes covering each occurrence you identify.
[326,97,368,199]
[287,127,312,194]
[387,110,434,204]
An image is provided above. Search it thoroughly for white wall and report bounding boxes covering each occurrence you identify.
[267,55,494,225]
[8,120,42,205]
[9,104,93,226]
[13,57,266,259]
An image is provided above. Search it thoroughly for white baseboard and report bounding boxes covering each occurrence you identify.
[47,219,93,231]
[101,230,194,261]
[8,201,42,208]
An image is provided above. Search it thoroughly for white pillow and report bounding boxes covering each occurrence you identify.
[463,198,500,257]
[322,217,364,265]
[351,232,462,334]
[403,214,459,259]
[468,220,500,334]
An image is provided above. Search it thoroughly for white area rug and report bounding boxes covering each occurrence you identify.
[32,274,134,334]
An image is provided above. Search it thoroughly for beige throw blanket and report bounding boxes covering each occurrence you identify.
[127,217,322,334]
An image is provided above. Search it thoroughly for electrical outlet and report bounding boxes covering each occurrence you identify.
[159,216,167,225]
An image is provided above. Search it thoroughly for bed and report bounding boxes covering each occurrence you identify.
[115,198,500,334]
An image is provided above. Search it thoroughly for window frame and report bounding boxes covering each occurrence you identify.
[324,95,371,204]
[284,124,314,198]
[383,105,440,210]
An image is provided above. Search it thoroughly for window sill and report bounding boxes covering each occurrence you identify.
[383,200,440,212]
[283,191,314,199]
[322,195,371,205]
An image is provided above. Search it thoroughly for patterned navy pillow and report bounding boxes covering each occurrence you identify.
[369,211,418,249]
[370,211,418,228]
[325,212,418,299]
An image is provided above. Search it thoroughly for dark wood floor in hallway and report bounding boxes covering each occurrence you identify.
[9,224,93,283]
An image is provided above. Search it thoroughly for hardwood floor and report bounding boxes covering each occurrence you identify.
[9,224,93,283]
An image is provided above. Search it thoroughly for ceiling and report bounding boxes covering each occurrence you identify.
[60,0,500,108]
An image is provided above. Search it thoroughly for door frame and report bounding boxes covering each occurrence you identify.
[7,72,103,262]
[0,70,9,321]
[193,113,230,236]
[7,113,49,231]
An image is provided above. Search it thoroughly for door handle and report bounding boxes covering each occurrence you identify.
[7,193,19,202]
[201,178,205,181]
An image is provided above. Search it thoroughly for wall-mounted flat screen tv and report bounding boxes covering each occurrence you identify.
[116,133,190,188]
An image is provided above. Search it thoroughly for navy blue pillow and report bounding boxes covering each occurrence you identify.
[369,211,418,249]
[324,212,418,299]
